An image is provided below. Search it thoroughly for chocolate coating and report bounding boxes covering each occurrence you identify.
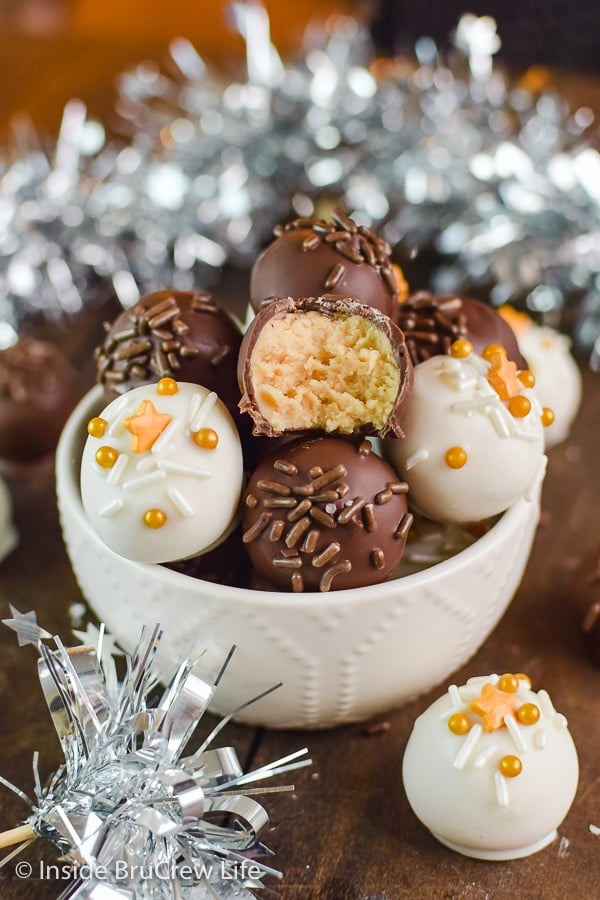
[570,546,600,666]
[238,295,413,438]
[95,290,243,420]
[0,338,79,464]
[241,436,413,592]
[398,292,528,369]
[250,211,406,320]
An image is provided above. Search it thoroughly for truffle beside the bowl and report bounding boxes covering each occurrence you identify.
[56,385,542,729]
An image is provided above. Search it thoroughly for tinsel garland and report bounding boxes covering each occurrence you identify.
[0,606,310,898]
[0,5,598,366]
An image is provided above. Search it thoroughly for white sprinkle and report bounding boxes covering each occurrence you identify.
[553,712,568,730]
[448,684,462,707]
[136,456,158,472]
[557,836,570,857]
[123,470,167,491]
[473,745,496,768]
[98,499,125,518]
[187,392,202,424]
[190,391,218,431]
[534,726,548,749]
[466,674,499,686]
[454,723,483,770]
[107,453,129,485]
[404,449,429,470]
[537,689,555,719]
[495,772,509,807]
[504,714,528,753]
[451,395,499,413]
[158,460,211,479]
[107,397,136,436]
[589,824,600,836]
[168,488,194,517]
[151,417,182,455]
[489,405,512,438]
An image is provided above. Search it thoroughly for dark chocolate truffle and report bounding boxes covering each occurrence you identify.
[241,436,413,592]
[238,295,413,438]
[0,338,79,464]
[250,211,407,320]
[570,546,600,667]
[95,290,243,420]
[397,292,528,369]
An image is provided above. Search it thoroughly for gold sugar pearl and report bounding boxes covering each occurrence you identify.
[482,343,505,362]
[157,377,178,395]
[87,417,108,438]
[448,713,472,735]
[541,407,555,428]
[518,370,536,389]
[508,395,532,418]
[499,755,522,778]
[193,427,219,450]
[514,673,532,689]
[143,509,167,529]
[516,703,541,726]
[498,673,519,693]
[445,446,468,469]
[450,339,473,358]
[95,446,119,468]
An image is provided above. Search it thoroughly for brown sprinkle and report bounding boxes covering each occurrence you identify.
[310,507,337,528]
[269,520,285,542]
[242,512,272,543]
[257,479,291,497]
[291,572,304,592]
[362,503,377,532]
[324,262,346,290]
[312,542,341,568]
[394,512,414,540]
[286,498,313,521]
[337,497,366,525]
[371,548,386,570]
[274,459,298,476]
[273,556,303,569]
[320,560,352,591]
[285,516,312,548]
[301,529,319,553]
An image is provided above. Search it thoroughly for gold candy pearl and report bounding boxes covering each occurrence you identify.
[499,755,522,778]
[193,427,219,450]
[541,407,555,428]
[508,395,531,418]
[450,339,473,359]
[482,343,505,362]
[87,417,108,438]
[445,446,468,469]
[448,713,472,735]
[95,446,119,468]
[518,370,536,389]
[514,673,532,689]
[498,673,519,693]
[143,509,167,529]
[157,377,178,395]
[516,703,541,726]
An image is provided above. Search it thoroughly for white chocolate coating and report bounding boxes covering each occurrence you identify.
[0,474,17,563]
[81,381,243,563]
[402,674,579,860]
[517,324,582,448]
[385,351,547,523]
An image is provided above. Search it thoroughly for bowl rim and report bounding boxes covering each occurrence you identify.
[57,384,539,610]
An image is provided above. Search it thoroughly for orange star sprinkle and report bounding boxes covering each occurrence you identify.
[469,682,518,732]
[485,345,522,401]
[125,400,172,453]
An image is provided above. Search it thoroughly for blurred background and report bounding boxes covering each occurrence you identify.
[0,0,598,136]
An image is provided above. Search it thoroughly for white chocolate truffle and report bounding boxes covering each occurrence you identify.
[0,475,17,563]
[402,673,579,860]
[385,343,549,523]
[81,379,243,563]
[501,309,582,449]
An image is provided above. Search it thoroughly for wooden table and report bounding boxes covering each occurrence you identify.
[1,25,600,900]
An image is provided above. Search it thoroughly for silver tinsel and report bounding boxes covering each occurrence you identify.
[0,5,599,364]
[0,606,310,898]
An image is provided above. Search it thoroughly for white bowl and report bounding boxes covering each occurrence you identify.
[56,386,542,730]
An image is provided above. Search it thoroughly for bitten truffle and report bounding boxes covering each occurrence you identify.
[238,295,413,438]
[81,379,243,564]
[95,290,243,421]
[250,210,407,320]
[0,338,79,464]
[397,292,527,370]
[402,673,579,860]
[241,436,413,592]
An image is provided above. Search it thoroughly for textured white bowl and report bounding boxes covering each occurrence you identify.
[56,386,542,730]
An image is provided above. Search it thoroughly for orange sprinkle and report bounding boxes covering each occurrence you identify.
[445,446,468,469]
[95,446,119,468]
[87,417,108,438]
[125,400,172,453]
[470,683,517,732]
